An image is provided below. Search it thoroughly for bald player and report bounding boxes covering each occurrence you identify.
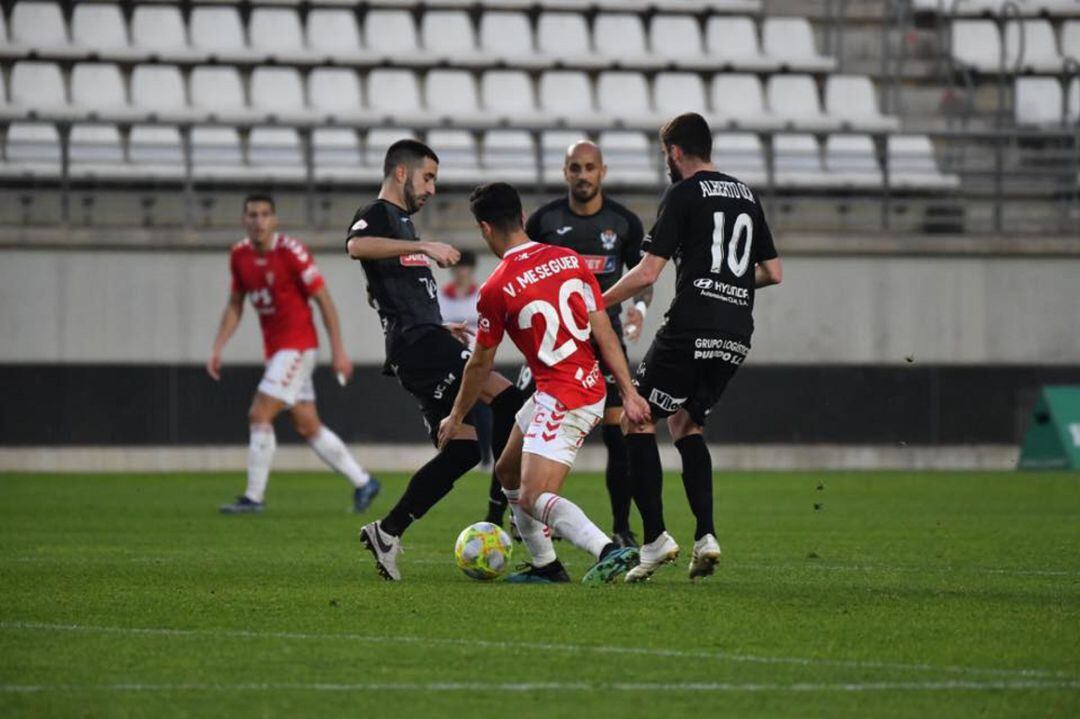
[486,141,650,549]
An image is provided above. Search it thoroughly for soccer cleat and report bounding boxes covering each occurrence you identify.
[624,532,680,583]
[688,534,722,580]
[359,520,403,581]
[582,546,640,584]
[611,530,639,549]
[505,560,572,584]
[219,496,264,514]
[352,477,381,513]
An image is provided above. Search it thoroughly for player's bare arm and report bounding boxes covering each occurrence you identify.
[437,343,498,450]
[311,287,353,383]
[588,309,651,426]
[755,257,784,288]
[602,253,669,308]
[346,235,461,268]
[207,291,245,381]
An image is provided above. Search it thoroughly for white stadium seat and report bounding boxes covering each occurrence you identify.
[483,130,539,183]
[309,68,373,124]
[191,67,259,124]
[250,8,317,65]
[1,122,62,178]
[711,74,778,130]
[71,4,146,63]
[649,15,713,70]
[10,2,82,59]
[313,128,377,183]
[1069,78,1080,124]
[479,12,550,69]
[131,65,203,123]
[951,21,1002,72]
[425,70,491,126]
[762,17,836,72]
[594,14,664,70]
[596,72,662,127]
[191,126,249,180]
[654,72,709,119]
[713,132,766,186]
[481,71,546,127]
[71,63,142,122]
[1062,21,1080,62]
[767,74,840,131]
[69,123,129,179]
[248,128,305,180]
[887,135,959,190]
[366,69,427,125]
[773,133,830,188]
[129,125,185,179]
[365,11,435,65]
[305,10,372,65]
[541,130,586,184]
[190,7,257,64]
[824,134,882,187]
[539,71,610,128]
[1015,77,1064,125]
[131,6,207,64]
[597,131,658,187]
[422,11,492,65]
[705,16,778,71]
[825,76,900,131]
[0,11,28,60]
[426,130,483,184]
[537,12,604,67]
[1004,20,1063,73]
[10,62,78,119]
[251,68,311,124]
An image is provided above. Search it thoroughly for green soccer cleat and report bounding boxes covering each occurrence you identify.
[582,546,639,584]
[505,560,571,584]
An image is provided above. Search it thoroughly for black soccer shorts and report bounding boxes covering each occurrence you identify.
[634,329,750,426]
[390,326,477,444]
[515,338,628,411]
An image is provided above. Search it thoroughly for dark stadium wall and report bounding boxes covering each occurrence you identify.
[2,363,1079,447]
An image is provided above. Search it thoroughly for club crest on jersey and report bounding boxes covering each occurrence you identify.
[400,253,431,267]
[599,229,618,250]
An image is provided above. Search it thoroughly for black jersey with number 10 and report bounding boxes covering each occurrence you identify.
[644,170,778,339]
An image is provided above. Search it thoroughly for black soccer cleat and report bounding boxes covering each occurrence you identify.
[505,559,572,584]
[219,496,264,514]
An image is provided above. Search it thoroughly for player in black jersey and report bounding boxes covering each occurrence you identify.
[345,139,524,581]
[603,113,783,583]
[492,140,649,548]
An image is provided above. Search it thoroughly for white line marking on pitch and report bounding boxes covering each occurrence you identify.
[1,680,1078,694]
[2,621,1074,681]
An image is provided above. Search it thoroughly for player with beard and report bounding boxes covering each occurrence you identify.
[345,139,525,581]
[603,113,783,582]
[483,141,649,548]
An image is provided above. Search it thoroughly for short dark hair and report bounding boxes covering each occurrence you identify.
[659,113,712,162]
[242,193,275,213]
[469,182,523,233]
[458,249,477,268]
[383,139,439,178]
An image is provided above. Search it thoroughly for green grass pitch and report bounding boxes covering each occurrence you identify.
[1,470,1078,717]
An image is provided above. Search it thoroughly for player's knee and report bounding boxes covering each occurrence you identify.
[667,412,701,442]
[293,419,321,440]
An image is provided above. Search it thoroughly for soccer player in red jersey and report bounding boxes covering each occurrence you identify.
[207,195,379,514]
[438,183,651,583]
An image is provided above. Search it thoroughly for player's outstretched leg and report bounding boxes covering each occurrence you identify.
[624,429,679,582]
[483,385,525,525]
[359,438,481,581]
[601,423,636,547]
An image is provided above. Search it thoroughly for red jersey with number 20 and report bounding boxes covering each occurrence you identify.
[230,234,326,358]
[476,241,606,410]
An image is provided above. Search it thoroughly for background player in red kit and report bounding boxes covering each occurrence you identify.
[208,195,379,514]
[438,183,650,584]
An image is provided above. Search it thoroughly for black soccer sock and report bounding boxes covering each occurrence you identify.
[484,385,525,525]
[625,433,665,544]
[602,424,632,535]
[381,439,481,537]
[675,434,715,541]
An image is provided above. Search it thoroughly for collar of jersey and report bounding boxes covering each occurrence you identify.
[503,241,536,258]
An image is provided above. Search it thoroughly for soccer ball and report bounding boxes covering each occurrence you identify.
[454,522,513,581]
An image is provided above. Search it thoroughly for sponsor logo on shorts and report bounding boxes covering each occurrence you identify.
[432,372,457,400]
[648,388,687,413]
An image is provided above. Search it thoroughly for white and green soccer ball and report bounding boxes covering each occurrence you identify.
[454,522,513,581]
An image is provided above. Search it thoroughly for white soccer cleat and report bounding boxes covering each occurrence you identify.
[624,531,679,583]
[688,534,722,580]
[359,520,403,581]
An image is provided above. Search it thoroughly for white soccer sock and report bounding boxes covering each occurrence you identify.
[533,491,610,560]
[245,423,276,503]
[309,426,370,487]
[504,488,557,567]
